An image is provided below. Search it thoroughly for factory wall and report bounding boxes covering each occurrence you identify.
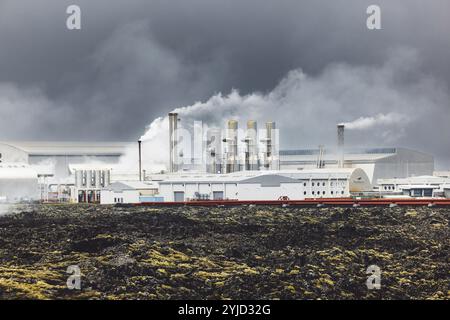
[377,175,450,198]
[158,181,352,201]
[372,150,434,182]
[101,189,141,204]
[29,155,120,179]
[0,179,38,202]
[0,163,38,201]
[159,178,355,202]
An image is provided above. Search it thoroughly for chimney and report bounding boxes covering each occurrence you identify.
[337,124,345,168]
[264,121,276,169]
[206,128,222,173]
[243,120,258,171]
[224,120,238,173]
[168,113,178,173]
[138,139,142,181]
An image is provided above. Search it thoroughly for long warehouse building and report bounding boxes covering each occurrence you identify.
[157,168,372,202]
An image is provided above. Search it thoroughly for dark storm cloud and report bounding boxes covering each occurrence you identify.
[0,0,450,166]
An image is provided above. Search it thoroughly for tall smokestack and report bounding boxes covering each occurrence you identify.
[264,121,276,169]
[243,120,258,171]
[138,139,142,181]
[337,124,345,168]
[168,113,178,173]
[224,120,238,173]
[206,128,222,173]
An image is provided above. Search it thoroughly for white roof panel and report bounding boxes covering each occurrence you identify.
[3,141,131,156]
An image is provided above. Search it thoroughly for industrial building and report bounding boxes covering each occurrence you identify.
[158,168,371,202]
[4,141,130,178]
[101,181,160,204]
[0,141,130,202]
[165,117,433,183]
[0,118,439,203]
[377,175,450,198]
[167,114,279,174]
[72,165,112,203]
[0,163,38,201]
[279,147,434,184]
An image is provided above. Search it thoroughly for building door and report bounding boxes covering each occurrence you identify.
[213,191,224,200]
[174,191,185,202]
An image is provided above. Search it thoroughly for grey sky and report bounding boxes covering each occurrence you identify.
[0,0,449,167]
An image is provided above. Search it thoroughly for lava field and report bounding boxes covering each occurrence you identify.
[0,204,448,300]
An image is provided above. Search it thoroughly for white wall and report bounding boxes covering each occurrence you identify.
[158,179,350,202]
[100,189,140,204]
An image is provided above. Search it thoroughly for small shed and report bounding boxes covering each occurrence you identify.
[100,181,160,204]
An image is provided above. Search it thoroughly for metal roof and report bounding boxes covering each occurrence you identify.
[378,175,450,185]
[280,148,397,156]
[2,141,131,156]
[158,169,360,184]
[105,181,158,192]
[68,164,115,173]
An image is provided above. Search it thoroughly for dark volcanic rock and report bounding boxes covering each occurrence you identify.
[0,204,448,300]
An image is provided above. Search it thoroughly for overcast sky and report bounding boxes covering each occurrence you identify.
[1,0,450,167]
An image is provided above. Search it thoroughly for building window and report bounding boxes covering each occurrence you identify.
[341,191,344,195]
[323,191,326,195]
[304,182,307,187]
[304,191,307,195]
[312,191,315,195]
[331,191,334,195]
[312,182,315,186]
[322,182,326,186]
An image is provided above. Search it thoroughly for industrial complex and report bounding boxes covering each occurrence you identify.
[0,113,447,205]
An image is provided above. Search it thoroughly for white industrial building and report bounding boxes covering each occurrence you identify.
[4,141,130,178]
[0,141,130,202]
[157,168,371,202]
[377,175,450,198]
[0,120,439,203]
[0,163,38,202]
[71,165,112,203]
[280,147,434,184]
[101,181,160,204]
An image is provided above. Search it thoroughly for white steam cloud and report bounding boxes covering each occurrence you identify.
[342,113,411,130]
[118,47,450,172]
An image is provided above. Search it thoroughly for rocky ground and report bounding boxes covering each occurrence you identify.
[0,204,448,300]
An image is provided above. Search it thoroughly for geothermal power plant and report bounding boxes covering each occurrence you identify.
[1,113,449,205]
